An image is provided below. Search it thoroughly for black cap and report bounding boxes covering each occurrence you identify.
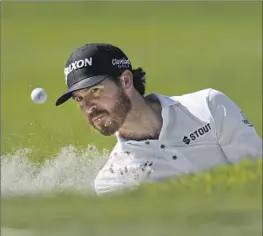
[55,43,132,106]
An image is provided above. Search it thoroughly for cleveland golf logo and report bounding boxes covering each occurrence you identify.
[64,57,93,83]
[182,123,211,145]
[112,58,131,69]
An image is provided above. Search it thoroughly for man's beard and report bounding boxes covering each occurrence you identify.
[89,89,131,136]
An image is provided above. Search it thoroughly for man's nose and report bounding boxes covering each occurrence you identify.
[83,101,96,114]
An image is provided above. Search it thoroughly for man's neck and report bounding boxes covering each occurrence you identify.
[118,95,163,141]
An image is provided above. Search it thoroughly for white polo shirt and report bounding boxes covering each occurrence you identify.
[94,88,262,195]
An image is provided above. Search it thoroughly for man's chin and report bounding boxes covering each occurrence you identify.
[96,128,117,136]
[93,124,117,136]
[100,131,115,136]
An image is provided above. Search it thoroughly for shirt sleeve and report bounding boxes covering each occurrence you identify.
[207,89,262,163]
[93,147,151,195]
[94,171,139,196]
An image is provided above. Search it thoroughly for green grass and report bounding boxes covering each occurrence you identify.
[2,158,262,236]
[1,2,262,236]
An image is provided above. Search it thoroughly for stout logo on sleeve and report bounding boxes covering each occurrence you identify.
[182,123,211,145]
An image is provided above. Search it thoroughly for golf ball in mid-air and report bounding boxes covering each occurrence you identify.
[31,88,47,104]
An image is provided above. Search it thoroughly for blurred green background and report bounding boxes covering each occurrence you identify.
[1,1,262,160]
[1,2,262,236]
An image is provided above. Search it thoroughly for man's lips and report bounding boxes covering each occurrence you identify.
[92,114,107,123]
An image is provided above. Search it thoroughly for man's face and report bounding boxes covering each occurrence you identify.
[72,78,131,136]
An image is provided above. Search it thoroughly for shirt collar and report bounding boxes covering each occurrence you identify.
[144,93,179,108]
[115,93,179,143]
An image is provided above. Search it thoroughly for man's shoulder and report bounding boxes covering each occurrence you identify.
[163,88,226,122]
[170,88,216,103]
[166,88,218,111]
[168,88,228,110]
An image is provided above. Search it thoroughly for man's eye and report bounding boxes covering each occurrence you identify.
[91,88,99,93]
[75,97,83,102]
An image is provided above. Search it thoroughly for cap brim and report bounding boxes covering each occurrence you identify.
[55,75,108,106]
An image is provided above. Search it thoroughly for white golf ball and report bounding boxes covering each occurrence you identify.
[31,88,47,104]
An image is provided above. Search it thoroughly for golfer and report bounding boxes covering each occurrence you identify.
[56,43,262,195]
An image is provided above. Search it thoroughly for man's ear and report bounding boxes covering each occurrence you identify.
[119,70,133,90]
